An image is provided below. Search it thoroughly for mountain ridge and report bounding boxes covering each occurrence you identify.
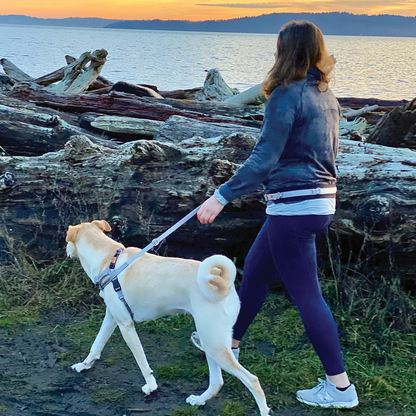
[1,12,416,36]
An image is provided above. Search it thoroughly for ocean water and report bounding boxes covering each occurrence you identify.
[1,24,416,100]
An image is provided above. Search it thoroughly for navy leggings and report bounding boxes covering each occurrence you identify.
[233,214,345,376]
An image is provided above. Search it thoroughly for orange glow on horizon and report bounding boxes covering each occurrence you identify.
[2,1,416,21]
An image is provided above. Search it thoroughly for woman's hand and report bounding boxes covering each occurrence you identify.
[197,195,225,224]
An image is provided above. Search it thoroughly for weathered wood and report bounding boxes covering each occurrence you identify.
[343,105,379,119]
[48,51,92,93]
[9,83,262,127]
[368,98,416,148]
[109,81,164,99]
[0,74,14,91]
[49,49,107,94]
[196,68,239,101]
[154,115,260,144]
[63,49,108,95]
[224,84,266,106]
[1,130,416,284]
[0,58,33,82]
[0,96,119,155]
[86,86,113,95]
[89,115,163,139]
[337,97,409,112]
[66,54,114,88]
[159,87,202,100]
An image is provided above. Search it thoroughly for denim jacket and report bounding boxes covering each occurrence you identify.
[218,67,340,203]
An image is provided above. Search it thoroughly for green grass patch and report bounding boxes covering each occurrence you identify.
[220,401,246,416]
[90,384,125,404]
[1,245,416,414]
[167,406,199,416]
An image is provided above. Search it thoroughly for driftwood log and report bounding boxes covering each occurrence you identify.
[1,53,415,285]
[368,98,416,149]
[8,83,262,126]
[0,95,119,155]
[1,118,416,285]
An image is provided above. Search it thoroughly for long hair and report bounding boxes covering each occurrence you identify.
[262,20,335,98]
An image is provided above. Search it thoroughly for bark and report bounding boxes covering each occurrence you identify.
[338,97,409,112]
[1,129,416,285]
[196,68,240,101]
[8,83,262,126]
[33,55,114,89]
[154,115,260,144]
[0,95,119,155]
[0,58,33,82]
[368,98,416,149]
[224,84,266,106]
[88,115,163,139]
[0,74,14,91]
[109,81,164,98]
[343,105,379,119]
[159,87,202,100]
[50,49,108,94]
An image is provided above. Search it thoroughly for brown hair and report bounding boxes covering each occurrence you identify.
[262,20,335,98]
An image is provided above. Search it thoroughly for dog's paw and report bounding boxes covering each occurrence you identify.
[141,382,158,395]
[71,362,91,372]
[186,395,206,406]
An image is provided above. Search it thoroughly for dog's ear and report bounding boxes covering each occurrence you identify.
[66,225,79,243]
[92,220,112,232]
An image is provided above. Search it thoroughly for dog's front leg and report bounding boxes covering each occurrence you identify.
[71,308,117,372]
[118,321,158,395]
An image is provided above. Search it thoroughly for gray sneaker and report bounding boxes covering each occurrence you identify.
[296,378,359,409]
[190,331,240,361]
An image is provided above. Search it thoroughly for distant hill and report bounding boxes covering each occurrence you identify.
[0,14,117,28]
[1,12,416,37]
[105,12,416,37]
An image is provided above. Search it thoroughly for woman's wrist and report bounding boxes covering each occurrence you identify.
[214,189,229,205]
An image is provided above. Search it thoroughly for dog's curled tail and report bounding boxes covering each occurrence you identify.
[197,255,237,302]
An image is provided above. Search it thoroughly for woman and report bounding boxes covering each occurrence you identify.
[193,20,359,409]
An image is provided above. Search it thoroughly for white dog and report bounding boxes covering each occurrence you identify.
[66,220,271,416]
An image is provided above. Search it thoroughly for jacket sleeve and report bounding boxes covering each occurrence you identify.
[218,87,300,202]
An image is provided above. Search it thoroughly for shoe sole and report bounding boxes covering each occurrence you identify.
[296,396,359,409]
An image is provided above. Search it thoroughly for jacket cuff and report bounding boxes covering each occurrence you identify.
[214,189,229,205]
[218,184,234,203]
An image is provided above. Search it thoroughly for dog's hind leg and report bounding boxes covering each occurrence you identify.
[71,307,117,372]
[117,321,158,395]
[186,353,224,406]
[206,347,271,416]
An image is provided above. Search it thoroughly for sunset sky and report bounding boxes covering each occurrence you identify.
[2,1,416,21]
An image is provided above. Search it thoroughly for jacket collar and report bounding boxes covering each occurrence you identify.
[307,66,322,81]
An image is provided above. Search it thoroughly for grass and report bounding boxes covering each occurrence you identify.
[1,242,416,415]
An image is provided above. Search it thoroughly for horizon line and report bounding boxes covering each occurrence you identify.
[2,11,416,22]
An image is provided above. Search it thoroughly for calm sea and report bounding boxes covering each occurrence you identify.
[1,24,416,100]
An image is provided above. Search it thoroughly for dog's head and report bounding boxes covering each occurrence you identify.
[66,220,111,258]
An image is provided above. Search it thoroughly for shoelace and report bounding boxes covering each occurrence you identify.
[313,378,332,402]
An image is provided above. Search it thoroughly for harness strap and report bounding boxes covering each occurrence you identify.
[94,205,201,289]
[111,277,135,321]
[93,205,201,320]
[96,248,134,321]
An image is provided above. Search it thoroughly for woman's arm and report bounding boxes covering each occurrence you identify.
[198,87,300,224]
[219,87,299,202]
